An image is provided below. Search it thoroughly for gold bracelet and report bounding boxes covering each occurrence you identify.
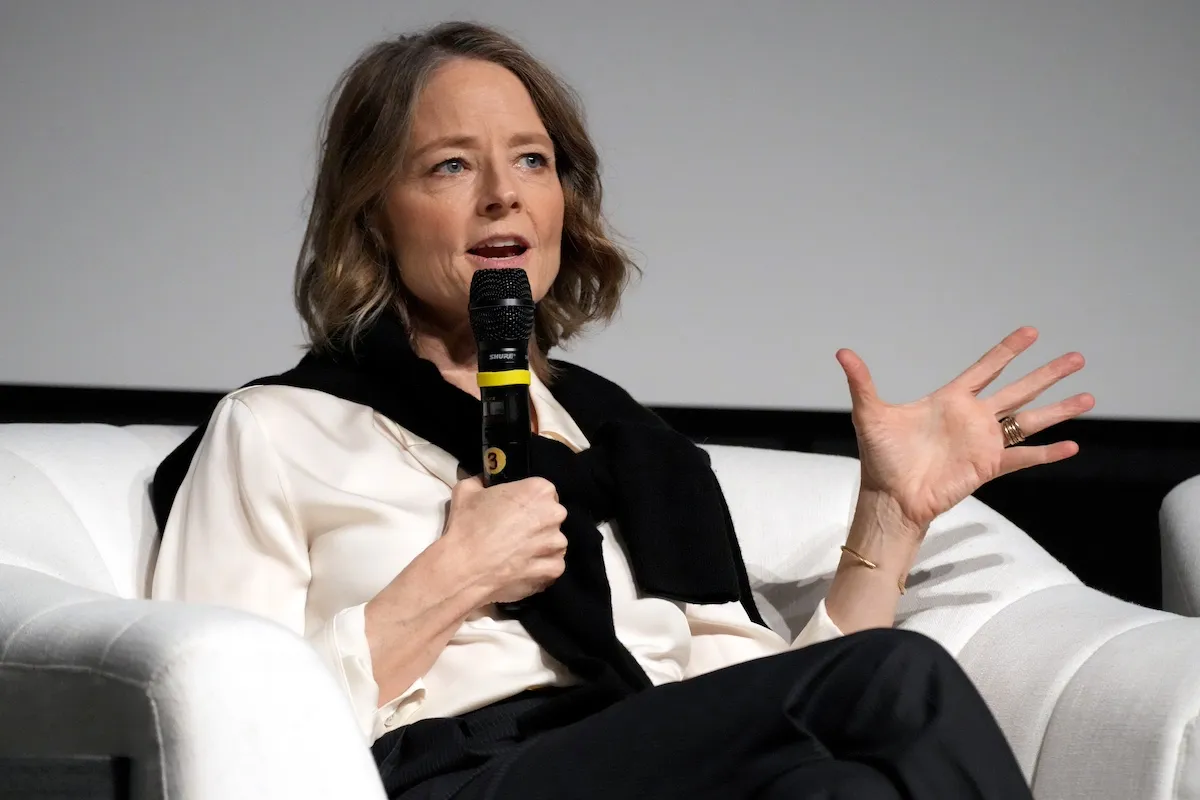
[840,545,907,595]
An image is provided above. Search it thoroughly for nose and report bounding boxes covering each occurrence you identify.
[477,161,521,218]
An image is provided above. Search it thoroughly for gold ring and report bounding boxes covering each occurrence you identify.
[999,416,1026,447]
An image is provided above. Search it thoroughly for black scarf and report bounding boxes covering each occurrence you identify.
[151,314,765,728]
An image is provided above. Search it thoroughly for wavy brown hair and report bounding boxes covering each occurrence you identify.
[293,21,637,380]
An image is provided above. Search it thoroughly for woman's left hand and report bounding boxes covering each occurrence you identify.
[836,326,1095,537]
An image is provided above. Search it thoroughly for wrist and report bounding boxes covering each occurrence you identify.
[845,488,926,579]
[824,490,924,633]
[854,487,928,538]
[368,536,490,628]
[424,534,495,610]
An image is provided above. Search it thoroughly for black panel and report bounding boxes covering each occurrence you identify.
[0,757,130,800]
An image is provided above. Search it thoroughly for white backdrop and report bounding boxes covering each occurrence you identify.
[1,0,1197,419]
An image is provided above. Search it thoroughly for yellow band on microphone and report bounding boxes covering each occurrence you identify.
[477,369,532,388]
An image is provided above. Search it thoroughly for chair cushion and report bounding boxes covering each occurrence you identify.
[0,424,192,598]
[1161,474,1200,616]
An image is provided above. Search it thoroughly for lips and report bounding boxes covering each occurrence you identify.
[467,235,530,260]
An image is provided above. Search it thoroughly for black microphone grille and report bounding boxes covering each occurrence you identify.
[469,268,535,343]
[469,267,532,306]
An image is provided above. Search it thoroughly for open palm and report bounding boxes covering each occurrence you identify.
[837,327,1095,533]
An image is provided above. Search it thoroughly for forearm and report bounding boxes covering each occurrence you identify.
[824,488,925,634]
[364,537,490,702]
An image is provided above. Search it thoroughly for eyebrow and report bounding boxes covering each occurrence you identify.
[408,131,553,162]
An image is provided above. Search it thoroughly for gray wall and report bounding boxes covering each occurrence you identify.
[2,0,1197,420]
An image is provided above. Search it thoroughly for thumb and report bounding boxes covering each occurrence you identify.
[836,348,879,408]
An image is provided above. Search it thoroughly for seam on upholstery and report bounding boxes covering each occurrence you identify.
[1172,714,1199,800]
[0,661,150,689]
[146,686,169,800]
[0,595,104,661]
[0,447,114,590]
[1166,548,1198,616]
[1028,615,1181,790]
[951,580,1081,656]
[96,606,157,667]
[0,557,79,591]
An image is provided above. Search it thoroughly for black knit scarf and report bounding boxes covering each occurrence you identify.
[151,313,765,728]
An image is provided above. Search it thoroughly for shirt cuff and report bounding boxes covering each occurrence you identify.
[311,602,426,742]
[789,598,845,650]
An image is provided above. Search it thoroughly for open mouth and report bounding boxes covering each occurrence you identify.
[468,236,530,261]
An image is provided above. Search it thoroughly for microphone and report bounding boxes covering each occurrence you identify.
[469,268,536,487]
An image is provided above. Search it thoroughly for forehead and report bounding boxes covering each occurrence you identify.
[409,59,547,139]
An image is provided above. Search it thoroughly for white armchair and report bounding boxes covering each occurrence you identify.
[2,422,1198,799]
[0,424,386,800]
[1162,474,1200,617]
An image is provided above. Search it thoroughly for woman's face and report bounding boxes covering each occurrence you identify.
[384,58,564,329]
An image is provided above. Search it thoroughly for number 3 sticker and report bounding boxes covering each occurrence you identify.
[484,447,507,475]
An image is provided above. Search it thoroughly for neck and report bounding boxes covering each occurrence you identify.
[409,313,540,432]
[410,316,481,400]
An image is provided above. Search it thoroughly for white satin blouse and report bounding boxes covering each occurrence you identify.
[151,375,843,743]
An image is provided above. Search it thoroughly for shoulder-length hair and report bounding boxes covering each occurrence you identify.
[293,21,637,380]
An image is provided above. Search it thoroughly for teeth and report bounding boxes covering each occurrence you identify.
[475,238,520,248]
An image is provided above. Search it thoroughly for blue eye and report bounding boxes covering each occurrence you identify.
[434,158,466,175]
[520,153,548,168]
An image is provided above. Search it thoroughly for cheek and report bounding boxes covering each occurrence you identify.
[395,197,458,251]
[389,198,463,286]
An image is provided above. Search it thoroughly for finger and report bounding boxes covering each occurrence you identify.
[546,503,568,526]
[512,477,558,505]
[453,475,486,496]
[536,554,567,581]
[1006,393,1095,438]
[952,327,1039,395]
[835,349,879,407]
[996,440,1080,478]
[987,353,1086,415]
[535,529,568,556]
[525,477,559,502]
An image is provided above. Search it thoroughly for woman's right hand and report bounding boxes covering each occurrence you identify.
[362,475,566,702]
[441,476,569,605]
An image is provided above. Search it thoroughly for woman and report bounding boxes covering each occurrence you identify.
[151,21,1094,800]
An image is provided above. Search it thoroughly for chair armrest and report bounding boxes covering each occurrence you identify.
[958,584,1200,800]
[1162,474,1200,616]
[707,444,1199,797]
[0,565,386,800]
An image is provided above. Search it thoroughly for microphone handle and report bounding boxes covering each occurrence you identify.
[480,381,533,616]
[480,383,531,485]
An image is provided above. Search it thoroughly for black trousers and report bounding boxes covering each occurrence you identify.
[372,628,1033,800]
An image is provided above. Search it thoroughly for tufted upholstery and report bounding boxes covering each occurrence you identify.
[0,424,385,800]
[2,423,1199,799]
[1162,474,1200,617]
